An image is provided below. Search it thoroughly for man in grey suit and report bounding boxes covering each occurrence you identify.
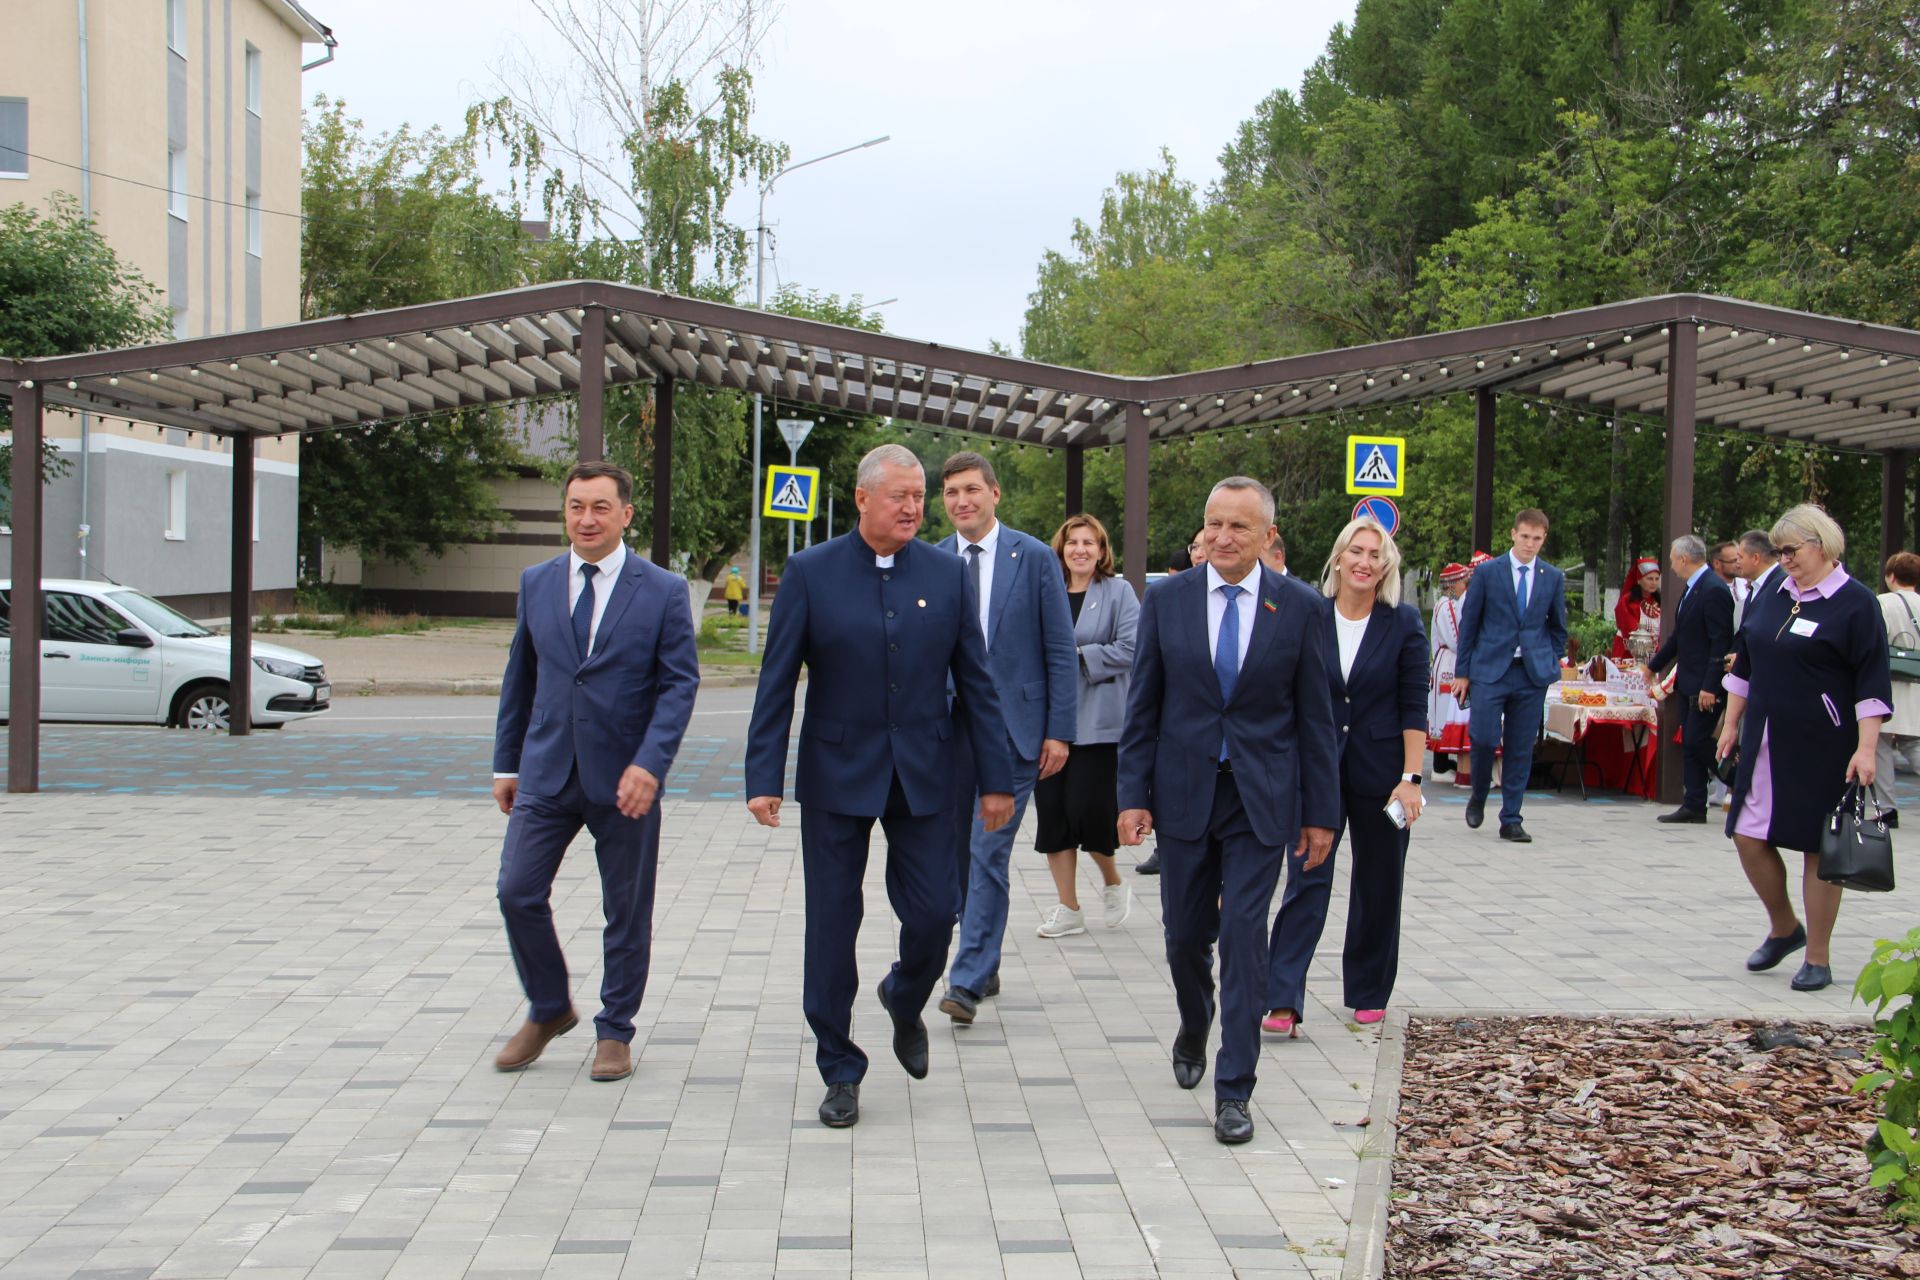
[935,451,1078,1024]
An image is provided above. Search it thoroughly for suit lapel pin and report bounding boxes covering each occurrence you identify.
[1010,550,1017,558]
[917,598,927,607]
[1262,598,1278,613]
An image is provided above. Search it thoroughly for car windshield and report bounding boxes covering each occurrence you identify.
[108,590,212,638]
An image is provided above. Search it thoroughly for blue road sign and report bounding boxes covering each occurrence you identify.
[1352,495,1400,536]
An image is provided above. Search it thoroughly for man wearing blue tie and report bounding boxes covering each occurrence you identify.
[1453,508,1569,842]
[746,444,1015,1129]
[490,462,701,1083]
[1117,477,1340,1145]
[933,451,1078,1024]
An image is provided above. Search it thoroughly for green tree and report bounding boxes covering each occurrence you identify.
[298,98,537,567]
[0,192,171,511]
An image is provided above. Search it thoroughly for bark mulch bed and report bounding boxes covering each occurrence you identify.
[1386,1015,1919,1278]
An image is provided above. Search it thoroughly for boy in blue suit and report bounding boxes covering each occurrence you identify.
[746,445,1015,1129]
[933,452,1078,1023]
[1453,508,1569,842]
[491,462,701,1083]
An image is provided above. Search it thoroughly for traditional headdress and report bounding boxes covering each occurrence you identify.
[1632,556,1660,578]
[1469,550,1493,568]
[1440,562,1469,583]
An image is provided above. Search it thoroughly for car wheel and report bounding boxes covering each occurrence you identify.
[174,682,231,730]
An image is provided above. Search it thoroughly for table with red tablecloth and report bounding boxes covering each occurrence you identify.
[1543,698,1660,799]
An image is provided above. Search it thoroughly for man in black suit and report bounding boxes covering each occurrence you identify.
[745,444,1014,1129]
[1647,534,1735,823]
[1117,477,1340,1145]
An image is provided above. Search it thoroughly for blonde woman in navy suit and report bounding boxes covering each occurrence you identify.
[1263,517,1429,1037]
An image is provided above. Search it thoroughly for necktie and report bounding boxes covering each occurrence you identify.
[966,544,985,644]
[1515,563,1531,616]
[1215,584,1244,760]
[572,562,599,660]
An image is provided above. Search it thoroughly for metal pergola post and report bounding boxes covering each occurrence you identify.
[228,435,255,736]
[8,378,45,793]
[1882,450,1910,569]
[1472,388,1496,553]
[579,306,607,463]
[1657,321,1700,806]
[652,375,674,568]
[1064,442,1084,518]
[1123,404,1149,596]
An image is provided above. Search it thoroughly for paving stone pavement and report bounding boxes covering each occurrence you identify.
[0,779,1911,1279]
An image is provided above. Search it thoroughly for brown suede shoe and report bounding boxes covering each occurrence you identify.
[494,1009,579,1072]
[589,1039,633,1082]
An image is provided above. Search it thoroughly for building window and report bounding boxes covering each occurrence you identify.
[0,98,25,178]
[168,146,188,219]
[246,192,262,256]
[167,0,187,55]
[245,45,262,115]
[165,470,187,540]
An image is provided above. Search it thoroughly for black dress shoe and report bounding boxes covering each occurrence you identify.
[878,981,929,1079]
[1746,923,1807,972]
[1656,807,1708,824]
[1465,799,1485,829]
[1171,1031,1207,1090]
[818,1082,860,1128]
[938,985,978,1024]
[1790,961,1833,992]
[1498,823,1532,843]
[983,973,1000,998]
[1135,852,1161,875]
[1214,1099,1253,1145]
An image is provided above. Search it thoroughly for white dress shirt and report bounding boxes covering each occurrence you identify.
[1334,608,1368,680]
[568,542,628,656]
[956,519,1001,647]
[1205,562,1258,672]
[496,542,627,780]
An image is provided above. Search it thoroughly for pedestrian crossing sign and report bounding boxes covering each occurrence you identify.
[1345,435,1405,496]
[763,465,820,520]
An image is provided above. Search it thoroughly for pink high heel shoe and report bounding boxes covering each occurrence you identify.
[1354,1009,1386,1025]
[1260,1009,1299,1037]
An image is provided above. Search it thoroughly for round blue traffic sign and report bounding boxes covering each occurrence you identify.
[1353,495,1400,535]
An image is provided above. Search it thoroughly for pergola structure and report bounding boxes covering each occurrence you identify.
[6,282,1920,795]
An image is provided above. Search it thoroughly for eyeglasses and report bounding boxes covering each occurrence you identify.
[1773,542,1803,558]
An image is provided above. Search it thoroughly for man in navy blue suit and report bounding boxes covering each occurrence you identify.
[1454,508,1569,843]
[1646,533,1735,823]
[1118,477,1340,1145]
[746,444,1015,1129]
[933,451,1078,1024]
[491,461,701,1083]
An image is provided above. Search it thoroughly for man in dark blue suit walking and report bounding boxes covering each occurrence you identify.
[1118,477,1340,1145]
[491,462,701,1083]
[1646,533,1735,823]
[1454,508,1569,842]
[933,451,1077,1023]
[746,444,1015,1129]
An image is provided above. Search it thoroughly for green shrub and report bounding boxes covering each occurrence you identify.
[1853,926,1920,1223]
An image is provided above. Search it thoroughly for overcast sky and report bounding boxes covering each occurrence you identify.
[303,0,1357,353]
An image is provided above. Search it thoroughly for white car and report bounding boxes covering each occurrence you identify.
[0,579,330,729]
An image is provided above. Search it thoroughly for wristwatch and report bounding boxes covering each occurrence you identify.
[1400,772,1423,786]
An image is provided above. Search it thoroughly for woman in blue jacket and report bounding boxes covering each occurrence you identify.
[1263,517,1429,1035]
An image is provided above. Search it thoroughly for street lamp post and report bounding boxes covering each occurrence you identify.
[747,133,889,655]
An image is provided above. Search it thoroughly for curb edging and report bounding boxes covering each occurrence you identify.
[1340,1008,1408,1280]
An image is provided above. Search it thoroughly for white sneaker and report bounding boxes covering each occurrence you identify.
[1036,904,1086,938]
[1101,883,1132,929]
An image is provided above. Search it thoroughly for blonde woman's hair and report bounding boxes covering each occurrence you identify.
[1771,503,1846,562]
[1319,517,1403,606]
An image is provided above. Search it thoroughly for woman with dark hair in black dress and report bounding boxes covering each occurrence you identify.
[1717,504,1892,993]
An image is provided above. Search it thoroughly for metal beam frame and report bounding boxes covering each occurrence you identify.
[229,436,255,736]
[1472,389,1496,553]
[8,379,44,792]
[1123,404,1149,597]
[652,376,674,568]
[1884,450,1911,570]
[1657,323,1699,806]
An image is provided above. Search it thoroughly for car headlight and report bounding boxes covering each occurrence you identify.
[253,655,306,679]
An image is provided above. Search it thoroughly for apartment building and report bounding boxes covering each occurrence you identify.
[1,0,333,615]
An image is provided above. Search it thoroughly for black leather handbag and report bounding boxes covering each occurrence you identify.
[1818,783,1896,892]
